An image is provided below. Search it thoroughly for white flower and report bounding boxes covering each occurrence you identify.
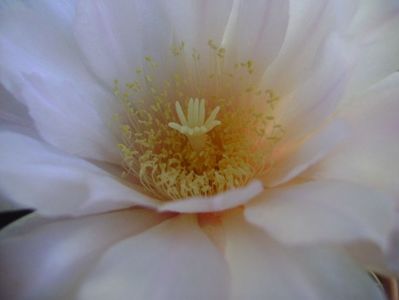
[0,0,399,299]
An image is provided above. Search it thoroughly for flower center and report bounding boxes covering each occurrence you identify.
[114,41,284,200]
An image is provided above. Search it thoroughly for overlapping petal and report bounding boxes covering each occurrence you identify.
[345,0,399,95]
[159,180,263,213]
[220,0,289,77]
[273,34,354,143]
[262,0,360,95]
[265,120,348,187]
[310,73,399,197]
[0,132,158,217]
[245,180,395,249]
[0,3,120,162]
[78,215,230,300]
[75,0,173,86]
[0,209,165,300]
[223,212,385,300]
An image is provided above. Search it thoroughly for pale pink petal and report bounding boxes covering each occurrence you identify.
[153,0,233,54]
[265,120,348,187]
[220,0,289,76]
[158,180,263,213]
[0,194,22,212]
[307,74,399,275]
[19,73,121,163]
[78,215,229,300]
[273,34,354,143]
[261,0,357,95]
[0,3,84,85]
[224,212,385,300]
[346,233,399,277]
[345,0,399,95]
[245,180,395,251]
[0,132,159,217]
[75,0,173,86]
[0,83,36,136]
[310,73,399,197]
[0,0,77,28]
[0,209,164,300]
[157,0,289,80]
[0,4,120,163]
[384,218,399,275]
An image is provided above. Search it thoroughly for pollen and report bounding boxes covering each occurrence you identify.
[114,40,284,201]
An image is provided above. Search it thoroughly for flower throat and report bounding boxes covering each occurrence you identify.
[114,41,284,201]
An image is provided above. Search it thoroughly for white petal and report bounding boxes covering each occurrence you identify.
[310,72,399,197]
[0,4,119,163]
[0,132,159,216]
[0,83,36,136]
[245,180,395,250]
[262,0,356,95]
[346,236,399,277]
[224,212,386,300]
[0,0,77,28]
[221,0,289,75]
[273,34,354,143]
[75,0,173,86]
[78,215,229,300]
[308,74,399,275]
[266,120,348,187]
[20,74,120,162]
[157,0,232,47]
[0,209,164,300]
[345,0,399,95]
[0,196,22,212]
[158,180,263,213]
[0,3,85,86]
[152,0,233,89]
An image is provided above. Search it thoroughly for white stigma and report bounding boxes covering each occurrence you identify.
[168,98,221,150]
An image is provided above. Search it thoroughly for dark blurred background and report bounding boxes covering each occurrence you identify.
[0,209,32,230]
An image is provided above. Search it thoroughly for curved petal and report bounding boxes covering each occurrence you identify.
[0,193,24,212]
[345,0,399,95]
[78,215,229,300]
[19,73,120,163]
[0,0,77,29]
[345,234,399,277]
[224,212,386,300]
[0,3,86,87]
[75,0,173,86]
[0,209,164,300]
[309,73,399,197]
[0,3,120,163]
[0,83,36,136]
[265,120,348,187]
[261,0,356,95]
[0,132,159,217]
[158,180,263,213]
[156,0,233,53]
[245,180,395,250]
[307,74,399,275]
[273,34,355,143]
[157,0,289,81]
[220,0,289,76]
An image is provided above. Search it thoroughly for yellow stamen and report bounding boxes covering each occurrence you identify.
[114,40,284,201]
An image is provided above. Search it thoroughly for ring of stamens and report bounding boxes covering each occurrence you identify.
[115,40,284,201]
